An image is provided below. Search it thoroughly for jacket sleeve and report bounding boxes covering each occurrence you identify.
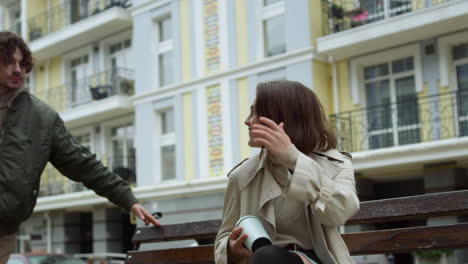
[49,115,138,212]
[215,176,242,264]
[284,150,359,227]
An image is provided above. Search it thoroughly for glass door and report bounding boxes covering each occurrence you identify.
[70,55,89,106]
[454,43,468,136]
[365,57,419,149]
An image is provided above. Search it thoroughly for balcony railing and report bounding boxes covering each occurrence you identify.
[39,153,136,197]
[28,0,131,41]
[330,89,468,153]
[33,67,134,111]
[321,0,452,35]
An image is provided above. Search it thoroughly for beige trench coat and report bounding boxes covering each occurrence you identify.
[214,149,359,264]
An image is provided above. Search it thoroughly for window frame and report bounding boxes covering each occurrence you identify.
[257,0,286,59]
[452,43,468,137]
[156,107,177,182]
[154,15,174,88]
[101,116,135,173]
[62,47,94,107]
[438,31,468,89]
[349,44,423,150]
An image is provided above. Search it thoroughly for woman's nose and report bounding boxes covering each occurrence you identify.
[244,116,250,126]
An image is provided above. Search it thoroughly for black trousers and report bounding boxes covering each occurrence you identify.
[250,245,322,264]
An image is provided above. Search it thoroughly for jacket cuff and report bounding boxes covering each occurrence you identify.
[117,193,139,212]
[276,144,300,171]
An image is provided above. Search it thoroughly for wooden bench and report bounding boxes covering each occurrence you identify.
[127,190,468,264]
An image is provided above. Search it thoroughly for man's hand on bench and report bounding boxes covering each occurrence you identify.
[131,203,161,226]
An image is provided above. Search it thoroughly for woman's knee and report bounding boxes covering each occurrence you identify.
[250,245,302,264]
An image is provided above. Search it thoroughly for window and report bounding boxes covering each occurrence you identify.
[70,0,90,23]
[453,43,468,136]
[260,0,285,57]
[69,55,90,106]
[159,109,176,181]
[364,56,419,149]
[109,39,132,70]
[8,6,21,36]
[156,16,173,87]
[108,39,134,95]
[110,123,136,184]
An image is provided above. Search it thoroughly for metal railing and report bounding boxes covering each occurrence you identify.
[39,153,136,197]
[28,0,131,41]
[33,67,134,112]
[330,89,468,153]
[321,0,452,35]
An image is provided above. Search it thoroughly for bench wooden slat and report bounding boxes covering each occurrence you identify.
[128,245,214,264]
[132,219,221,245]
[343,223,468,255]
[350,190,468,224]
[128,223,468,264]
[132,190,468,244]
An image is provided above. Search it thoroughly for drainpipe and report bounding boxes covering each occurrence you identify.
[45,212,52,253]
[45,60,50,100]
[20,0,26,40]
[330,56,341,148]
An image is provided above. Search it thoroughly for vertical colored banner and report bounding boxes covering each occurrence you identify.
[203,0,220,74]
[206,85,224,177]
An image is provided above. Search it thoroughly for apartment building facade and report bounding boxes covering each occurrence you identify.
[0,0,467,263]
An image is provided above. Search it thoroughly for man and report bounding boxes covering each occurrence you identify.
[0,31,159,263]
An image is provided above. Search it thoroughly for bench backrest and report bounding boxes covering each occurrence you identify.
[127,190,468,264]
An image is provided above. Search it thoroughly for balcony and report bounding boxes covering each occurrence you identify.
[0,0,17,6]
[39,153,136,198]
[28,0,131,61]
[33,68,135,126]
[318,0,468,58]
[332,89,468,152]
[331,89,468,172]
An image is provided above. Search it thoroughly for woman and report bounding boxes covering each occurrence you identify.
[214,81,359,264]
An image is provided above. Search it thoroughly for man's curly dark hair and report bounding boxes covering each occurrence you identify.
[0,31,34,73]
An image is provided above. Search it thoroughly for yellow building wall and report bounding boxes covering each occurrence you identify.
[336,60,362,152]
[49,57,65,111]
[180,0,192,82]
[235,0,248,67]
[237,78,250,160]
[26,0,46,20]
[337,61,358,112]
[309,0,323,46]
[182,92,195,181]
[33,63,46,101]
[26,0,46,41]
[438,82,455,139]
[417,83,431,143]
[312,60,332,116]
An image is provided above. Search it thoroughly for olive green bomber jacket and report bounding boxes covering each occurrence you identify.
[0,92,138,236]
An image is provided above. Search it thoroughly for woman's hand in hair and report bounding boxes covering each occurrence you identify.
[252,117,292,158]
[227,227,252,263]
[253,117,299,170]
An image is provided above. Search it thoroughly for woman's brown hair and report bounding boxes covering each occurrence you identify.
[255,80,337,154]
[0,31,34,73]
